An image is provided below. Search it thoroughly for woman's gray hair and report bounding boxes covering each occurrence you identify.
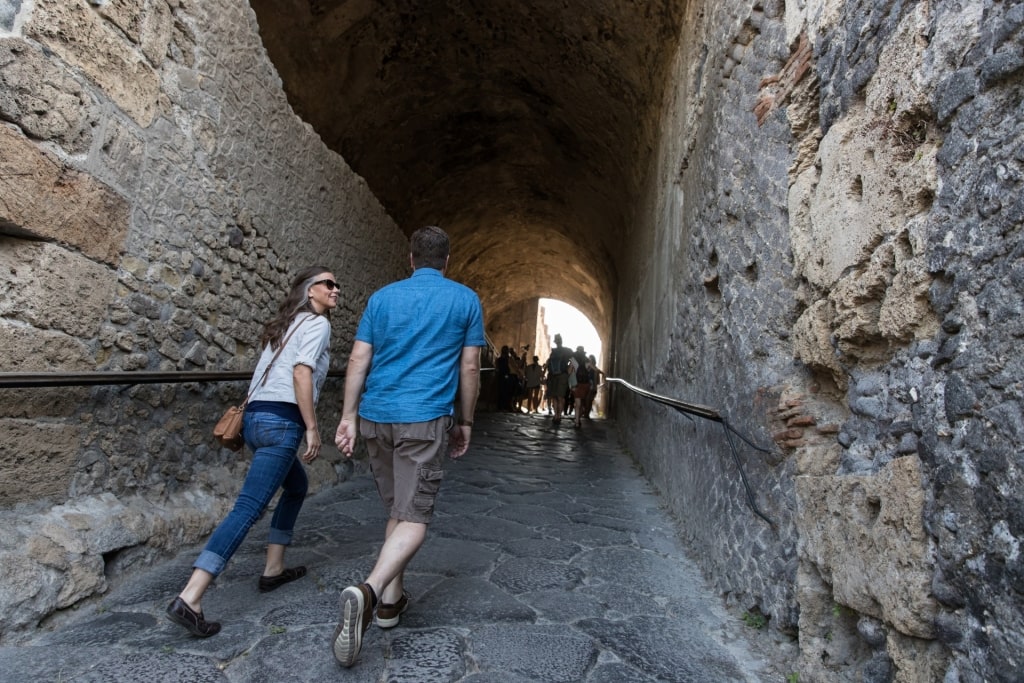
[291,274,321,315]
[259,266,332,350]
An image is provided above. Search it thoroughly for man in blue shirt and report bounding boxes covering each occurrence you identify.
[331,226,485,667]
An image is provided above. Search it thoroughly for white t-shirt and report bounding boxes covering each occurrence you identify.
[247,314,331,405]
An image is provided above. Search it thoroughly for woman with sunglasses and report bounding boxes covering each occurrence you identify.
[167,266,340,637]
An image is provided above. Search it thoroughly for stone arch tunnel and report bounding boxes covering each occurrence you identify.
[1,1,1022,681]
[247,0,669,350]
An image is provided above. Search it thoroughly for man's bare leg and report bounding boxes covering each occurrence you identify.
[366,520,427,603]
[333,520,426,666]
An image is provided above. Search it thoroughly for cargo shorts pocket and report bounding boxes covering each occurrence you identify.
[413,460,444,510]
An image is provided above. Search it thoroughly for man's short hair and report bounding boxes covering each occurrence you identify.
[411,226,450,270]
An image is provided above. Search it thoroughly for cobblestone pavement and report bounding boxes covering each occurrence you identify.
[0,412,791,682]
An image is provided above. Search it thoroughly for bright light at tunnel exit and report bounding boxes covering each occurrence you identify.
[539,298,603,367]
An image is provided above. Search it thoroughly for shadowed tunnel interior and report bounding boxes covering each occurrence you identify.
[249,0,690,348]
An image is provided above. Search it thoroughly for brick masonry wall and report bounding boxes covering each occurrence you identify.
[0,0,406,637]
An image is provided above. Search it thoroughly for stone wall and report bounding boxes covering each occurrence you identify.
[617,0,801,640]
[617,0,1022,681]
[488,298,540,357]
[0,0,406,639]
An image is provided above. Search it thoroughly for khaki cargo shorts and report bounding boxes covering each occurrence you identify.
[360,416,452,524]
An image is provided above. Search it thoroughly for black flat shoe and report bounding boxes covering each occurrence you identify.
[258,566,307,592]
[166,597,221,637]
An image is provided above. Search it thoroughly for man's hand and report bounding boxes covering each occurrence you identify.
[335,418,357,457]
[448,424,471,459]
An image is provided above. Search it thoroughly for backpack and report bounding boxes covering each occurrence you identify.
[576,360,591,385]
[548,349,570,375]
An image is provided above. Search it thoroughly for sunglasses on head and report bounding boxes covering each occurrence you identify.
[313,279,340,290]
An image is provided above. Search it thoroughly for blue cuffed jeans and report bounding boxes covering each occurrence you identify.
[194,410,307,576]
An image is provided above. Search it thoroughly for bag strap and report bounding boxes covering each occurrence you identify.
[242,314,313,407]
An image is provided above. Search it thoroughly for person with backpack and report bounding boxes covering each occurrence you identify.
[545,334,573,425]
[524,355,544,413]
[583,354,605,419]
[496,345,514,411]
[571,346,591,428]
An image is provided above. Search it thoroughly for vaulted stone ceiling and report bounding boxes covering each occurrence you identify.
[250,0,687,342]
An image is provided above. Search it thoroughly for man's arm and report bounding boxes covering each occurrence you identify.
[335,340,373,457]
[449,345,481,459]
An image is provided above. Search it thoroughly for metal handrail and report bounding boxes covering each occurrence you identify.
[606,377,777,528]
[0,370,346,389]
[0,370,774,526]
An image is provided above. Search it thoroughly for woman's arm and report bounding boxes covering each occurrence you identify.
[293,364,321,463]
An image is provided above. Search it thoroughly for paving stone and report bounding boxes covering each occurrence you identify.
[502,490,590,513]
[436,489,504,514]
[576,583,670,620]
[542,520,634,548]
[0,645,132,682]
[577,615,749,681]
[588,661,662,682]
[469,623,597,682]
[256,592,340,629]
[407,536,499,577]
[489,502,572,527]
[577,546,711,600]
[94,559,193,608]
[524,587,606,623]
[400,577,536,628]
[384,628,467,682]
[461,673,537,683]
[570,511,650,533]
[228,624,379,683]
[500,536,582,561]
[432,513,539,543]
[34,611,161,648]
[66,651,227,682]
[491,556,585,595]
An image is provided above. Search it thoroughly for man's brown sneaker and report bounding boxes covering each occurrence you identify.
[374,592,410,629]
[331,583,374,667]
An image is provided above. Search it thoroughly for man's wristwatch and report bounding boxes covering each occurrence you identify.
[457,418,474,427]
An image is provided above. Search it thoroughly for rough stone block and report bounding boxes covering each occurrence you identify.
[0,551,62,634]
[0,238,116,338]
[791,299,846,389]
[25,0,160,127]
[0,321,93,418]
[0,126,129,265]
[92,0,174,68]
[796,456,937,638]
[0,38,100,154]
[886,627,950,682]
[0,419,80,505]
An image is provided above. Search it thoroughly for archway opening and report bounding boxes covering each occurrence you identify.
[539,298,603,368]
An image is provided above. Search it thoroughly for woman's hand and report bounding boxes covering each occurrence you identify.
[301,427,321,463]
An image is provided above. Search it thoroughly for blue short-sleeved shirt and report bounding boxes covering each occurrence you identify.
[355,268,486,423]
